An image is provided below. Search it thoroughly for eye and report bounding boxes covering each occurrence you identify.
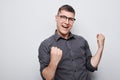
[69,18,74,21]
[60,15,67,19]
[69,18,76,21]
[58,15,76,22]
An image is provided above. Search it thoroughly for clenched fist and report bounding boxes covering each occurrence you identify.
[97,34,105,48]
[50,47,63,66]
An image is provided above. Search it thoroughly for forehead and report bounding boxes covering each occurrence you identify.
[58,10,75,17]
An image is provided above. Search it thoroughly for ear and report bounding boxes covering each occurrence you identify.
[55,15,58,21]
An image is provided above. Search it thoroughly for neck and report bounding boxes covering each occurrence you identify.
[57,31,69,39]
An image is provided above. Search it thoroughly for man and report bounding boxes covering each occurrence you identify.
[38,4,105,80]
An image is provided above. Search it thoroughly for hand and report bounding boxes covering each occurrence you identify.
[50,47,62,66]
[97,34,105,48]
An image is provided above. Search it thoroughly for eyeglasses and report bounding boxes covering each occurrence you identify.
[58,15,76,23]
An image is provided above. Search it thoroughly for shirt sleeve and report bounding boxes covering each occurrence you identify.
[38,41,50,79]
[85,40,97,72]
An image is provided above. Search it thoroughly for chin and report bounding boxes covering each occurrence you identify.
[61,31,69,35]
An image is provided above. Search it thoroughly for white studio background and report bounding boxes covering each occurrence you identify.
[0,0,120,80]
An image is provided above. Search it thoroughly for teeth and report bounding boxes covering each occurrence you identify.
[62,25,68,28]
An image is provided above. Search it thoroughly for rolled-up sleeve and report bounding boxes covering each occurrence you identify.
[85,40,97,72]
[86,56,97,72]
[38,41,50,78]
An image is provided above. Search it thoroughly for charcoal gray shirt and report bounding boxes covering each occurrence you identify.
[38,31,97,80]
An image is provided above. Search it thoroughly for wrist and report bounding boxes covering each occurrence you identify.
[49,61,58,69]
[98,46,104,50]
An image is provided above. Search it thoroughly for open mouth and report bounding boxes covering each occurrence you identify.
[62,25,69,29]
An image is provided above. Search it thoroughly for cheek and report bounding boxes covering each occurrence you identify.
[69,26,72,30]
[56,19,62,25]
[59,20,64,24]
[70,23,74,27]
[69,23,73,27]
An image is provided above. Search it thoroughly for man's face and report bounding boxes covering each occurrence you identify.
[55,10,75,36]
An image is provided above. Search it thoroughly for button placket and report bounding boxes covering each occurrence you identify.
[66,40,77,75]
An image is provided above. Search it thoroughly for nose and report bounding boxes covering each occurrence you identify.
[65,18,69,24]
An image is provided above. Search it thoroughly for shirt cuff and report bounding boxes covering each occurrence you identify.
[86,56,98,72]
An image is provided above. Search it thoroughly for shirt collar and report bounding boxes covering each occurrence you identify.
[54,30,75,41]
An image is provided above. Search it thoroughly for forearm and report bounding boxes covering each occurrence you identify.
[91,47,104,68]
[42,62,58,80]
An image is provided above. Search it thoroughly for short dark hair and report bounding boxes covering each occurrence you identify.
[57,4,75,15]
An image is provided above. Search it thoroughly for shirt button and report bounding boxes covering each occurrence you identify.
[74,70,77,72]
[72,59,74,61]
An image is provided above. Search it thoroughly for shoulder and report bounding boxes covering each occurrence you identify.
[73,34,86,41]
[73,34,89,45]
[38,35,55,53]
[40,35,55,47]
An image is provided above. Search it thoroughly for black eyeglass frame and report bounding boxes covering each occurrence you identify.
[58,15,76,22]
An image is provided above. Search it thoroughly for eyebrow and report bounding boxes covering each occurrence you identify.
[58,15,76,20]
